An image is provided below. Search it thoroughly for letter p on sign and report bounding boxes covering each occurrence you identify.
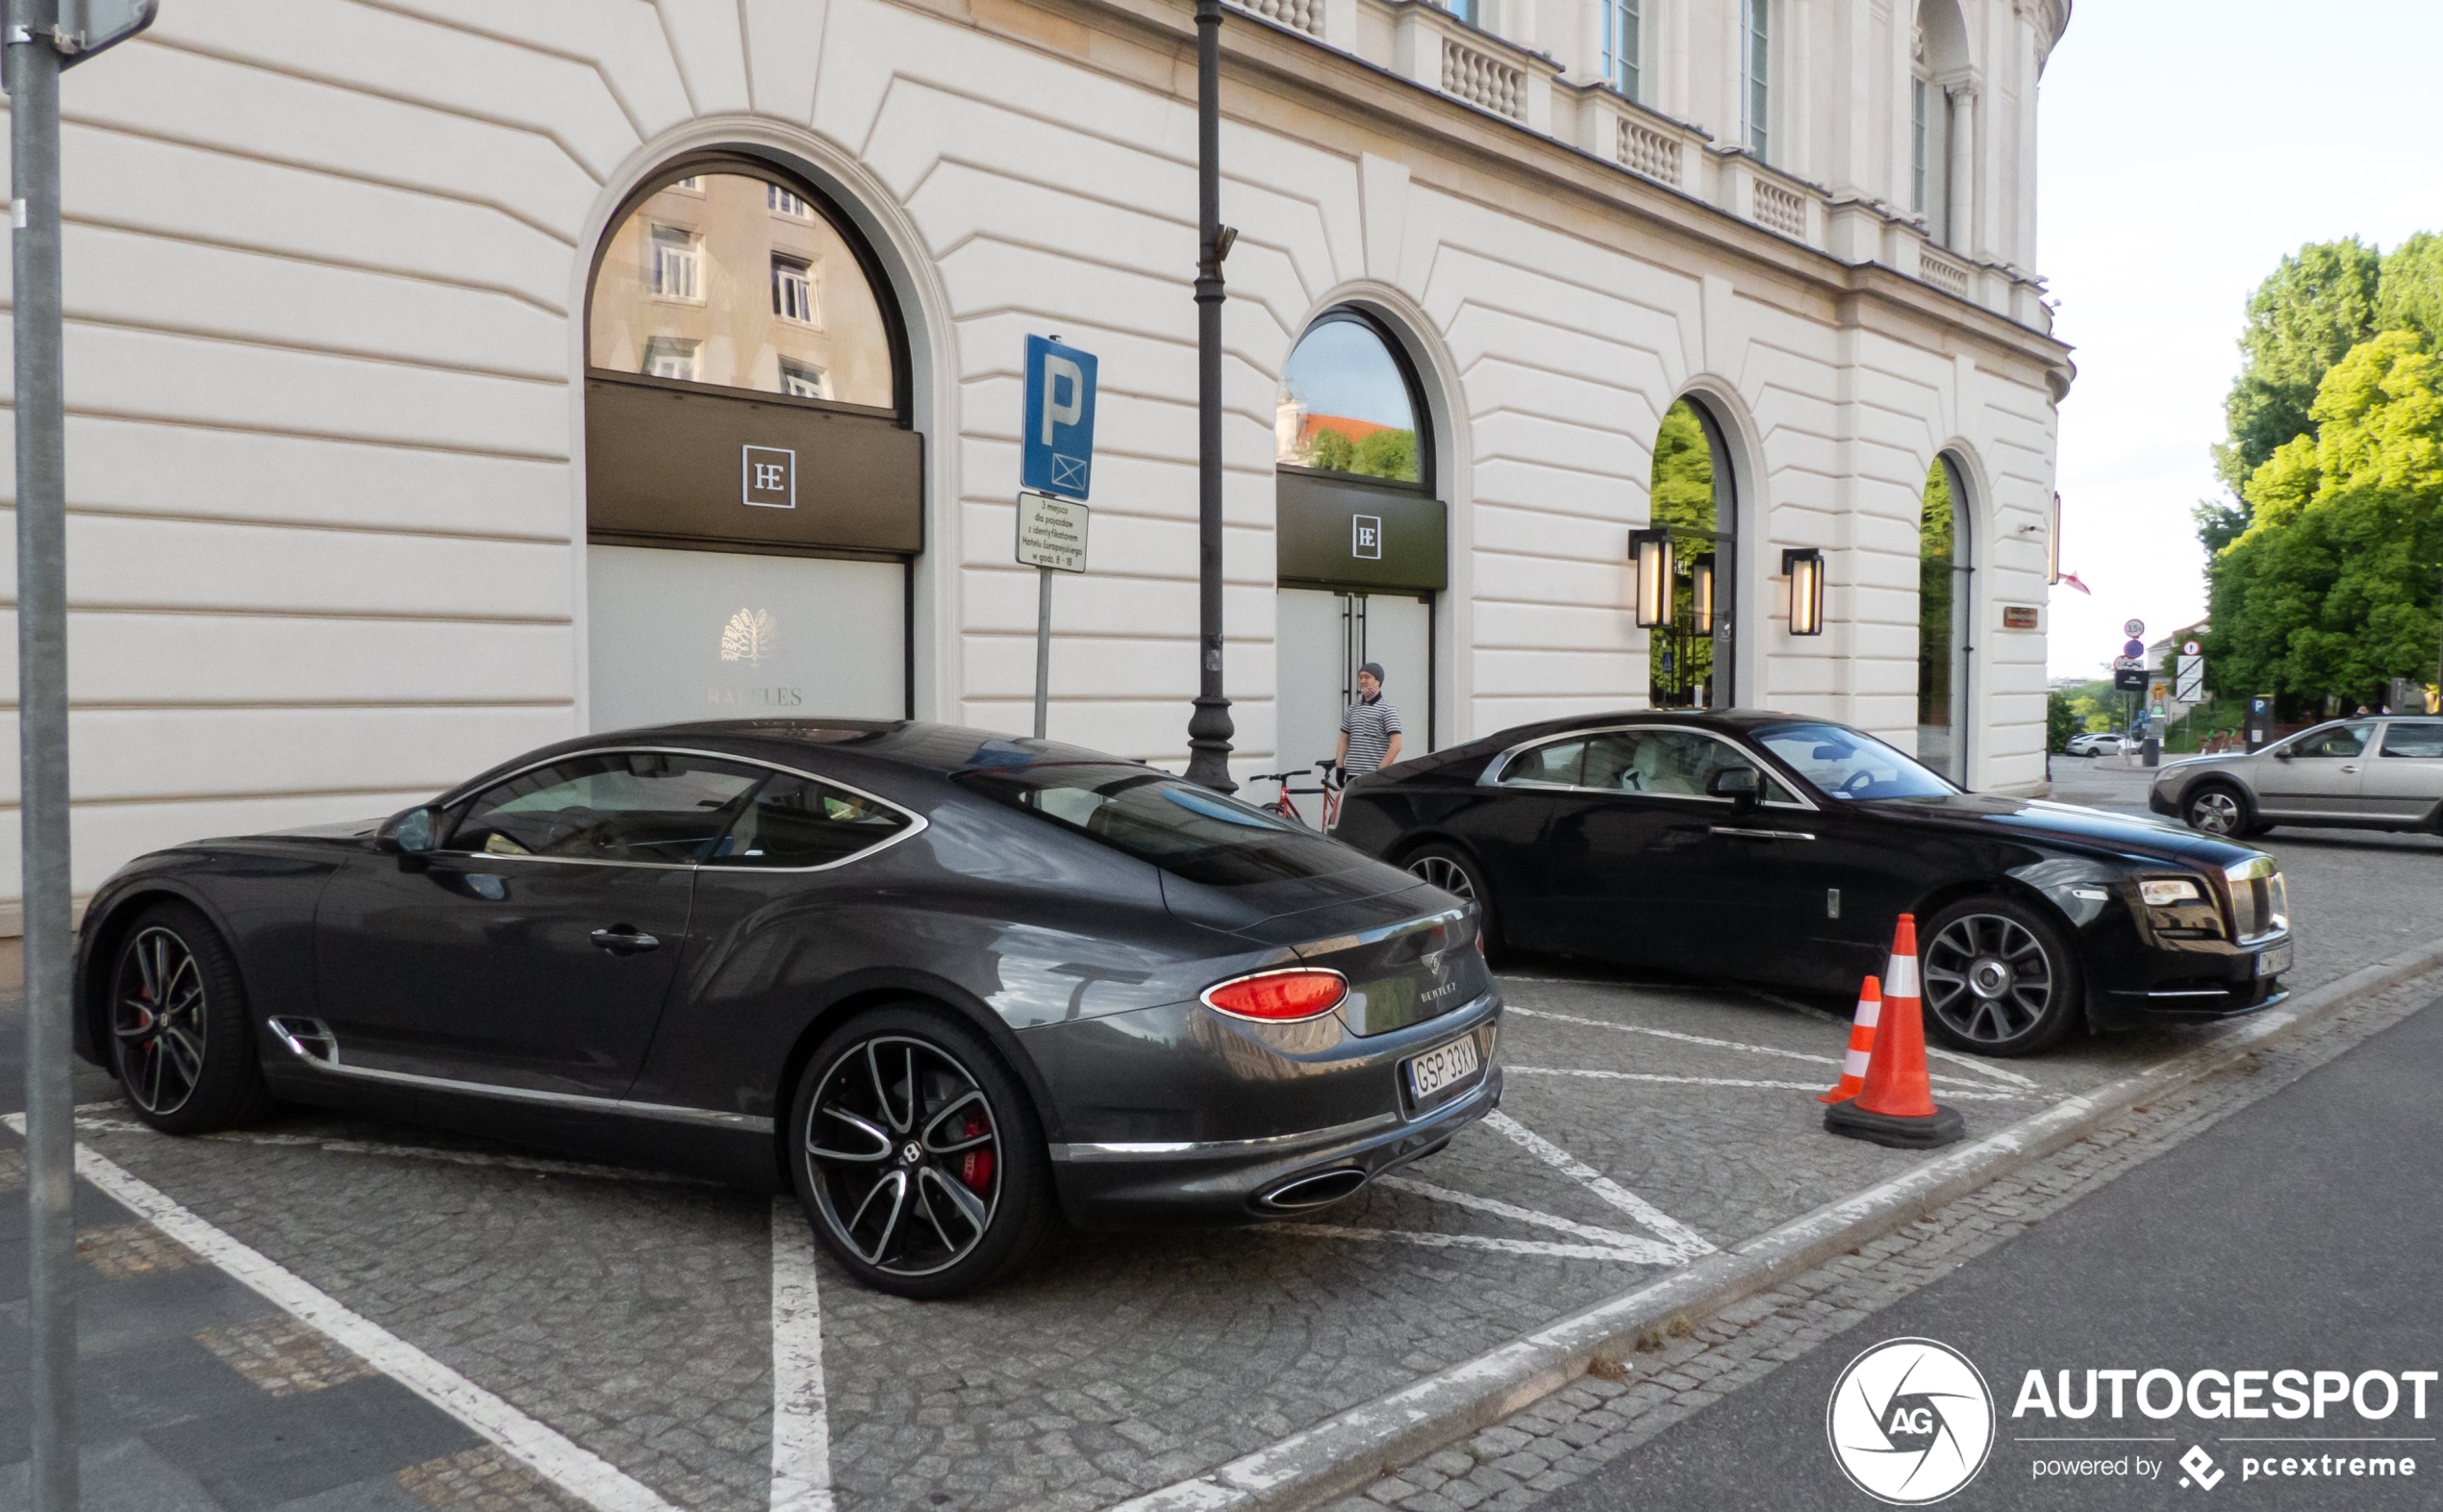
[1021,334,1097,500]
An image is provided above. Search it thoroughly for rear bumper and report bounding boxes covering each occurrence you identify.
[1046,1063,1501,1226]
[1027,988,1503,1227]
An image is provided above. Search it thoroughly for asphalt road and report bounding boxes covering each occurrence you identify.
[1544,992,2443,1511]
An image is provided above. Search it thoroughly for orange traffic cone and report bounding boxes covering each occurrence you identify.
[1816,976,1881,1104]
[1825,915,1966,1148]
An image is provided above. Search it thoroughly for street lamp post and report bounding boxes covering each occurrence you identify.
[1183,0,1236,792]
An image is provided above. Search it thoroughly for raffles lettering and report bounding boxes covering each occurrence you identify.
[2013,1368,2436,1421]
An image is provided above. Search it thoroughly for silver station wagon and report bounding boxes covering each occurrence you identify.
[2151,717,2443,836]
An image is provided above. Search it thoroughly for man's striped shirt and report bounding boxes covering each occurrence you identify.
[1340,695,1402,774]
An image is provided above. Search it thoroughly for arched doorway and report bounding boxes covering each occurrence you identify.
[1272,310,1447,778]
[1917,454,1972,780]
[583,157,919,730]
[1647,397,1738,709]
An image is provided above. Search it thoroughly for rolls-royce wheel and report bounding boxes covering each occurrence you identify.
[787,1004,1055,1298]
[1403,843,1500,957]
[107,902,272,1134]
[1918,896,2081,1057]
[2182,782,2250,838]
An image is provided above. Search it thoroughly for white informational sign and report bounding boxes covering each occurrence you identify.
[1016,491,1090,573]
[2175,654,2204,702]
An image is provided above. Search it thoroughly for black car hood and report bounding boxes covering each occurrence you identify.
[1854,793,2249,865]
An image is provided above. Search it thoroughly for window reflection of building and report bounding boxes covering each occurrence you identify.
[588,170,891,407]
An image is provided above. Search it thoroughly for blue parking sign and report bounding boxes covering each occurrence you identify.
[1021,334,1096,499]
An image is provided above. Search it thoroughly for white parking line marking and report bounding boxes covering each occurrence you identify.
[1482,1112,1715,1261]
[768,1198,836,1512]
[1505,1066,2027,1100]
[7,1125,680,1512]
[1505,1004,2011,1093]
[1377,1175,1662,1251]
[1264,1222,1663,1266]
[1739,988,2042,1089]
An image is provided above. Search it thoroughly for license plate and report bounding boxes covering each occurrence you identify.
[2254,943,2291,978]
[1405,1034,1482,1103]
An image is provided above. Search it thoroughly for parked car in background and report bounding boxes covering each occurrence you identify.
[2064,731,2130,757]
[73,721,1501,1298]
[1335,710,2292,1058]
[2151,716,2443,837]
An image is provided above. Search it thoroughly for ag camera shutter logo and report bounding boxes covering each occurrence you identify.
[1826,1338,1995,1503]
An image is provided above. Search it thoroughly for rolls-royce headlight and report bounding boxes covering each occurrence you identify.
[2139,877,2204,906]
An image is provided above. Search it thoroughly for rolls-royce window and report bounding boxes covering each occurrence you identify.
[1755,722,1953,800]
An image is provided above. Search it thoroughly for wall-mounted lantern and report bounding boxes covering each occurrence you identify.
[1630,528,1675,629]
[1689,553,1717,637]
[1782,547,1825,636]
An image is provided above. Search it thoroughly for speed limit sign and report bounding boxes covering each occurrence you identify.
[2124,617,2146,638]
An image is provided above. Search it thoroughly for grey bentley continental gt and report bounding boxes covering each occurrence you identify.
[74,721,1502,1297]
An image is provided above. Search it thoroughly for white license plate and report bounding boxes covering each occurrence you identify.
[2254,944,2291,978]
[1405,1034,1482,1102]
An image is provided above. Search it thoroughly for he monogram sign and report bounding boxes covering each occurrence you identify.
[742,445,795,509]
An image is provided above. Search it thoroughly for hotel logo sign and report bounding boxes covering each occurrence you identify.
[719,607,776,665]
[742,445,796,509]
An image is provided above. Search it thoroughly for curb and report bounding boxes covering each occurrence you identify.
[1111,940,2443,1512]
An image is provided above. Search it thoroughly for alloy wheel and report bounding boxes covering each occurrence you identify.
[1407,853,1476,903]
[802,1035,1001,1278]
[2188,788,2243,835]
[1922,913,2055,1046]
[113,925,208,1116]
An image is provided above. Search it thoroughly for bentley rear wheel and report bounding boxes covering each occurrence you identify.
[108,902,271,1134]
[787,1004,1055,1298]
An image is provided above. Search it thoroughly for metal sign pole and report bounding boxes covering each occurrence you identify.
[10,2,75,1506]
[1033,565,1052,739]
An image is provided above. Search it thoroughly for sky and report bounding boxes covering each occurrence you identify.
[2036,0,2441,679]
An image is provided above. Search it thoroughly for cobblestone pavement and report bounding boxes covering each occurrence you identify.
[1316,971,2443,1512]
[3,826,2435,1512]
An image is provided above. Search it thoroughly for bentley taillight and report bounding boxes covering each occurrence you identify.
[1200,969,1348,1021]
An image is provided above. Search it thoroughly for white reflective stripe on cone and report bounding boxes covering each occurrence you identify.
[1843,1047,1873,1076]
[1854,1000,1881,1027]
[1885,955,1921,996]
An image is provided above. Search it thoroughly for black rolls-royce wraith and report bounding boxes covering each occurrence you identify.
[75,720,1502,1298]
[1332,710,2292,1057]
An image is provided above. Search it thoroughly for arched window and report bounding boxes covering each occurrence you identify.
[1913,1,1972,247]
[1274,312,1427,486]
[587,165,898,411]
[580,159,922,734]
[1918,455,1972,780]
[1273,310,1446,771]
[1647,397,1738,709]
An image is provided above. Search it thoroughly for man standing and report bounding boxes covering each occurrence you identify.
[1334,662,1403,778]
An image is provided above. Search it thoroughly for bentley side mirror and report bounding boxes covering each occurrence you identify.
[377,806,444,868]
[1706,767,1762,810]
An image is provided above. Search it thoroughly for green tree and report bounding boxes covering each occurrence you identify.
[2205,329,2443,703]
[2046,689,2078,753]
[1646,401,1719,700]
[2378,232,2443,348]
[2206,239,2384,530]
[1351,427,1419,482]
[1919,461,1955,728]
[1303,429,1357,472]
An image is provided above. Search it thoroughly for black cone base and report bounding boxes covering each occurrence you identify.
[1824,1097,1966,1149]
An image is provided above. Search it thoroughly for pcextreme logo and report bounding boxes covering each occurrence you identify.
[1826,1338,1997,1504]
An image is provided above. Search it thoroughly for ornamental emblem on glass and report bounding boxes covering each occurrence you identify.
[1826,1337,1995,1503]
[720,608,777,665]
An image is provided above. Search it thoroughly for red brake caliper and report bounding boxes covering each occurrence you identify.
[957,1112,994,1194]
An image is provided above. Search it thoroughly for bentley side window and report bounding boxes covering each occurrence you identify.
[707,776,911,868]
[1499,740,1588,787]
[2378,721,2443,759]
[448,752,762,863]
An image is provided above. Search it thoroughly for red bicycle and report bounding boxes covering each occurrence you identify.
[1255,762,1344,830]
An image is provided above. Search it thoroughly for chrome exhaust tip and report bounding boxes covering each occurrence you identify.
[1257,1167,1368,1211]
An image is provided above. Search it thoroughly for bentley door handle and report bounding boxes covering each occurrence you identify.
[590,926,661,954]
